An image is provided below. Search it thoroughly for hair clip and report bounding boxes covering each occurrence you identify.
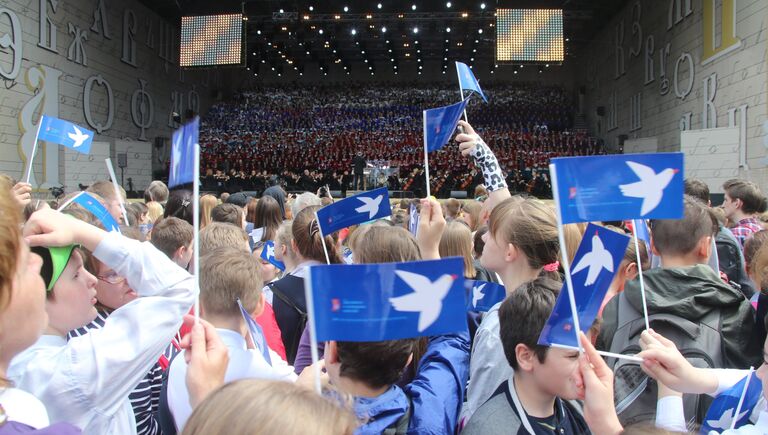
[309,219,320,238]
[543,261,560,272]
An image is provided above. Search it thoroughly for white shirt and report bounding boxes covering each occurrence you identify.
[8,233,196,435]
[0,387,50,429]
[167,328,298,432]
[460,301,514,423]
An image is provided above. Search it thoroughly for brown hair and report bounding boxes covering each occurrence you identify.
[444,198,462,219]
[723,179,768,215]
[87,180,125,203]
[199,222,249,256]
[144,180,169,203]
[200,247,263,316]
[651,196,718,256]
[474,184,488,199]
[200,194,218,228]
[292,206,341,264]
[150,217,194,260]
[245,197,258,224]
[684,178,710,204]
[211,203,243,227]
[182,379,357,435]
[254,195,283,243]
[349,225,420,264]
[439,221,476,278]
[0,185,22,312]
[745,230,768,289]
[462,200,482,232]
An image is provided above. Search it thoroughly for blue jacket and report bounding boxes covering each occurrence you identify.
[353,332,471,435]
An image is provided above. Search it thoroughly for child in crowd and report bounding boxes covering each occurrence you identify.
[8,205,196,434]
[150,217,194,269]
[166,246,296,432]
[462,277,589,434]
[86,180,127,224]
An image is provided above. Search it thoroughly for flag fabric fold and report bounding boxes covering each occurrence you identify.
[260,240,286,271]
[456,61,488,103]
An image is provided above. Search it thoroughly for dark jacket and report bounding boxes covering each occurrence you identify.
[597,264,759,368]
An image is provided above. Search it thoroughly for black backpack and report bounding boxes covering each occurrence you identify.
[269,275,308,365]
[715,229,755,298]
[606,292,723,431]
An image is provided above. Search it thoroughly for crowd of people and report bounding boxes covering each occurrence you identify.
[197,84,603,198]
[4,110,768,435]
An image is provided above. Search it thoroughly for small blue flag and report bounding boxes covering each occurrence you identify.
[423,99,470,152]
[237,298,272,365]
[306,257,468,341]
[538,224,630,347]
[701,371,761,433]
[37,115,94,154]
[169,117,199,188]
[408,203,419,236]
[633,219,651,252]
[73,192,120,233]
[342,247,354,264]
[260,240,285,271]
[316,187,391,235]
[456,61,488,103]
[552,153,684,224]
[465,279,506,312]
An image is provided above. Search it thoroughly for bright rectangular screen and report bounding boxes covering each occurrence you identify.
[496,9,564,63]
[180,14,243,67]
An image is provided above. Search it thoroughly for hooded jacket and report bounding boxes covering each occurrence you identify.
[597,265,759,369]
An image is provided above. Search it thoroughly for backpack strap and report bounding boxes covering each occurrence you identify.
[157,350,183,435]
[269,279,307,317]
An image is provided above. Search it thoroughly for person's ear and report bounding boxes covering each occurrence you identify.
[623,261,639,281]
[515,343,536,372]
[505,243,519,264]
[698,235,713,260]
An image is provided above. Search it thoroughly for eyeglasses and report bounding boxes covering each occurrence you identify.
[97,272,126,285]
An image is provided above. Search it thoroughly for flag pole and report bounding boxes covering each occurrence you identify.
[56,191,85,211]
[105,158,130,225]
[550,343,642,362]
[631,220,651,331]
[455,62,470,123]
[314,211,332,265]
[192,140,201,321]
[548,163,583,353]
[422,112,431,198]
[303,264,323,394]
[731,368,755,430]
[24,116,45,184]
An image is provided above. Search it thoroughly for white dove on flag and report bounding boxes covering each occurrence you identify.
[705,408,749,430]
[571,233,614,286]
[171,132,183,182]
[68,126,89,148]
[355,194,383,219]
[471,283,486,308]
[389,270,455,332]
[266,244,275,259]
[619,161,677,216]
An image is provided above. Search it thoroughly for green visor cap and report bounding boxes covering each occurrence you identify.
[31,245,76,291]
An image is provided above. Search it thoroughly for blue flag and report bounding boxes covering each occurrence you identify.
[408,203,419,236]
[260,240,286,271]
[701,371,761,433]
[73,192,120,233]
[538,224,630,347]
[423,99,470,152]
[37,115,94,154]
[456,61,488,103]
[552,153,684,224]
[316,187,391,235]
[307,257,468,341]
[465,279,506,312]
[169,117,199,188]
[237,298,272,365]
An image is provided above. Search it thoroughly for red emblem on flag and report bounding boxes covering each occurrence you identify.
[563,323,572,332]
[331,298,341,312]
[569,187,577,199]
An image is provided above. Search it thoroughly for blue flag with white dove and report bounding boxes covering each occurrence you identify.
[701,371,761,434]
[237,298,272,365]
[465,280,506,312]
[316,187,391,235]
[306,257,468,341]
[552,153,684,224]
[538,224,630,347]
[168,117,199,188]
[408,203,420,236]
[456,61,488,103]
[73,192,120,233]
[260,240,285,271]
[423,99,470,152]
[37,115,94,154]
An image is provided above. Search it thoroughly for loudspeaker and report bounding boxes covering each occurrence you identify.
[117,153,127,168]
[153,137,165,149]
[450,191,468,199]
[330,190,342,198]
[596,106,606,117]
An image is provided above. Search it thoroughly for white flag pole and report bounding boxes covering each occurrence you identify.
[423,112,431,199]
[303,264,323,394]
[631,220,651,331]
[549,343,642,362]
[731,367,755,430]
[314,211,332,265]
[455,62,470,123]
[56,191,85,211]
[105,158,130,225]
[23,116,45,184]
[548,163,583,352]
[192,140,201,320]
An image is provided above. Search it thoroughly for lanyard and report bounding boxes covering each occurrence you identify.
[507,377,565,435]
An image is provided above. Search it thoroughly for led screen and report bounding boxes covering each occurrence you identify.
[496,9,564,63]
[180,14,243,67]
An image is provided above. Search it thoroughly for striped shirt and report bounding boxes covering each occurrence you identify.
[69,308,179,435]
[730,217,763,248]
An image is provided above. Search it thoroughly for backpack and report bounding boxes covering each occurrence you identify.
[606,292,723,430]
[269,275,308,365]
[715,229,755,298]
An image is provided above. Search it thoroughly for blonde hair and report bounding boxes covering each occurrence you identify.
[200,247,263,316]
[0,185,21,312]
[439,221,476,278]
[87,180,126,202]
[444,198,462,219]
[146,201,164,223]
[182,379,358,435]
[200,194,218,228]
[199,222,249,256]
[349,226,420,264]
[462,200,482,232]
[276,220,294,252]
